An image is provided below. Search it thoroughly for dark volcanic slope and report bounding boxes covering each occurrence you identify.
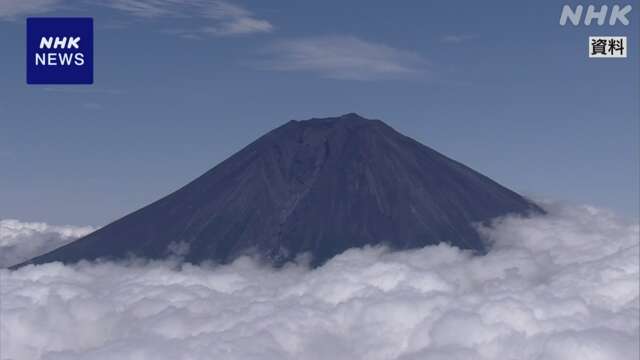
[22,113,542,267]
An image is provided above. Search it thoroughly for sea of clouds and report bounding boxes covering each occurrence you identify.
[0,219,94,268]
[1,202,638,360]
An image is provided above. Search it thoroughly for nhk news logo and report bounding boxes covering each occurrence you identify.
[27,18,93,84]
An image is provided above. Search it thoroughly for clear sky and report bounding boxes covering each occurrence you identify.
[0,0,638,226]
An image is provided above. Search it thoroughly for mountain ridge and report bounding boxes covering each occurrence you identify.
[16,113,542,268]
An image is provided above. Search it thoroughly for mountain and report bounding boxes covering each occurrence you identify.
[18,113,542,268]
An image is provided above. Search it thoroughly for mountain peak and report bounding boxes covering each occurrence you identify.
[291,112,373,125]
[339,112,366,120]
[18,114,542,268]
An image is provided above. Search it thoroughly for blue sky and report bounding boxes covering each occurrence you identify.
[0,0,638,225]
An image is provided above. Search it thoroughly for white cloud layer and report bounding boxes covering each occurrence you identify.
[0,219,93,268]
[266,36,428,81]
[1,203,638,359]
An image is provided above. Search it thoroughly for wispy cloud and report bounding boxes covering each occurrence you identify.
[0,0,273,37]
[103,0,274,36]
[264,36,429,81]
[0,0,60,19]
[440,34,478,44]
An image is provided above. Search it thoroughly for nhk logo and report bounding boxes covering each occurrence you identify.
[559,4,632,26]
[36,36,85,66]
[27,18,93,84]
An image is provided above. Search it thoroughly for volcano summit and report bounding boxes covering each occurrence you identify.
[21,113,542,267]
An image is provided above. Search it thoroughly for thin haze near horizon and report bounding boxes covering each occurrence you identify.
[0,0,638,226]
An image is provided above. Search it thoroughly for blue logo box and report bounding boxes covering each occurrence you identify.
[26,17,93,84]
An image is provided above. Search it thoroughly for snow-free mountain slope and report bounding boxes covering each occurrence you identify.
[21,113,542,267]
